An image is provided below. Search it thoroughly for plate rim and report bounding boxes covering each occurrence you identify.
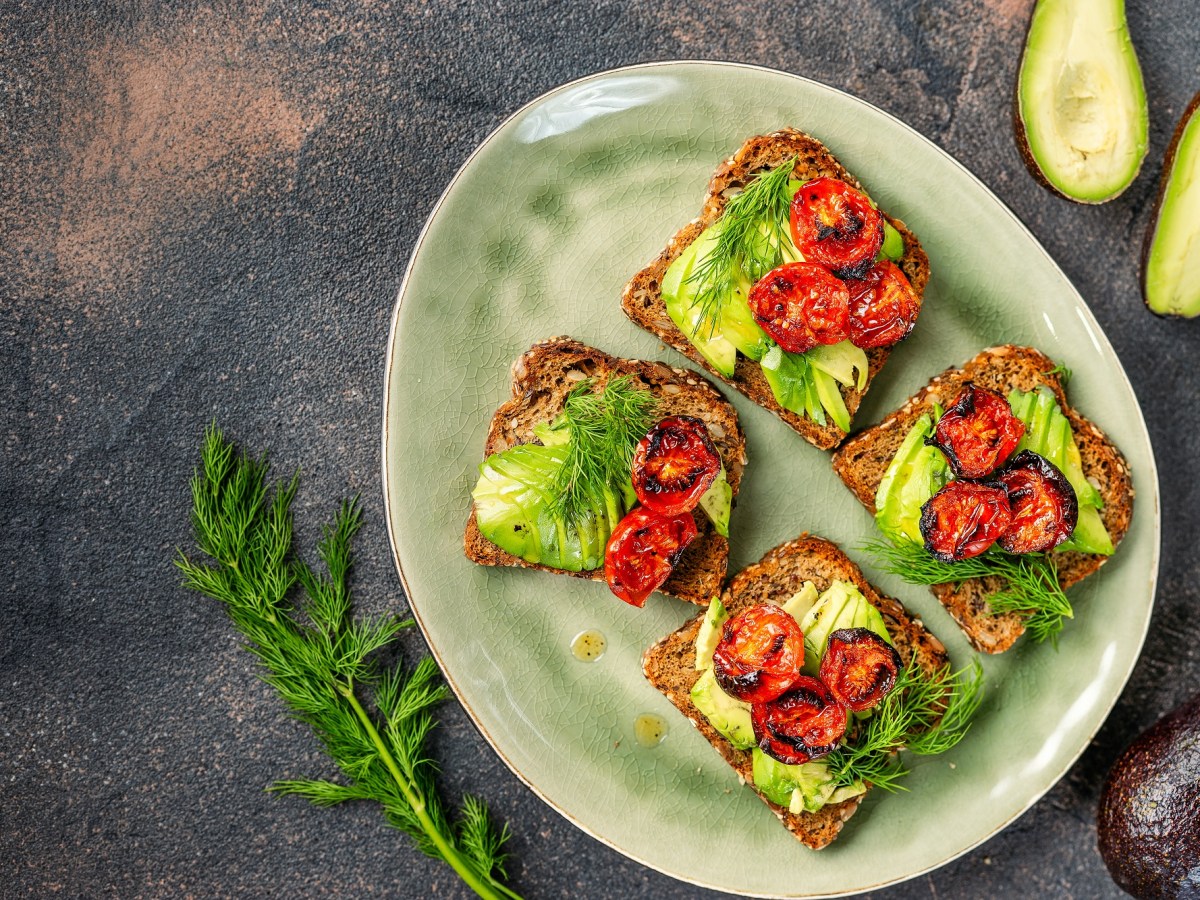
[380,59,1162,897]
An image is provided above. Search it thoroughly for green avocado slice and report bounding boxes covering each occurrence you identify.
[1015,0,1148,203]
[1143,92,1200,317]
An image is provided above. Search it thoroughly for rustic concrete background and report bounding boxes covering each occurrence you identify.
[4,1,1199,897]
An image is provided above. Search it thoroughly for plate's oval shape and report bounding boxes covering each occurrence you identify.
[382,62,1159,897]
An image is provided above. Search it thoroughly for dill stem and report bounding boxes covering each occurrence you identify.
[339,683,515,900]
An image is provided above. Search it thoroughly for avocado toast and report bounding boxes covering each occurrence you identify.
[642,534,954,849]
[464,337,746,606]
[832,345,1134,653]
[622,128,931,450]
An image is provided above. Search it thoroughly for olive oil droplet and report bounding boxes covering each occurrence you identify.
[634,713,668,748]
[570,629,606,662]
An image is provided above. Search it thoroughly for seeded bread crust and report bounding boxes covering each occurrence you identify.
[831,345,1134,653]
[463,337,746,606]
[621,128,931,450]
[642,534,949,849]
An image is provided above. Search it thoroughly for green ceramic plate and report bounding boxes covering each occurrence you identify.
[382,62,1159,897]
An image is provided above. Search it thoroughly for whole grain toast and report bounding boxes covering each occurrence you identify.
[831,345,1134,653]
[642,534,949,849]
[622,128,931,450]
[463,337,746,606]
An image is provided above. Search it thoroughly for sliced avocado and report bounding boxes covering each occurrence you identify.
[1009,387,1114,555]
[694,595,728,670]
[751,749,866,813]
[874,413,952,544]
[781,582,819,624]
[662,228,740,377]
[1015,0,1148,203]
[799,580,891,672]
[1143,92,1200,317]
[697,466,732,537]
[880,220,904,261]
[690,668,755,750]
[471,443,628,571]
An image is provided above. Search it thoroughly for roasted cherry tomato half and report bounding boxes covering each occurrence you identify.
[927,383,1026,479]
[712,604,805,704]
[789,177,885,279]
[995,451,1079,554]
[747,262,850,354]
[919,480,1013,562]
[846,261,922,349]
[604,507,697,608]
[819,628,903,712]
[631,415,721,517]
[751,675,847,766]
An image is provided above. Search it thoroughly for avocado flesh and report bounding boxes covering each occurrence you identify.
[690,668,755,750]
[697,466,732,537]
[1098,693,1200,899]
[874,412,952,545]
[751,750,866,813]
[799,580,892,674]
[1016,0,1148,203]
[472,443,629,571]
[694,595,728,670]
[1144,95,1200,317]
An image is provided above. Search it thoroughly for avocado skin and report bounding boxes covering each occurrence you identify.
[1098,693,1200,899]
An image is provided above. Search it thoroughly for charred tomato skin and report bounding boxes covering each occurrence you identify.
[928,383,1026,479]
[712,604,806,704]
[751,675,848,765]
[747,262,851,354]
[996,450,1079,554]
[789,177,885,279]
[819,628,903,712]
[846,261,922,349]
[631,416,721,517]
[920,480,1013,562]
[603,507,697,608]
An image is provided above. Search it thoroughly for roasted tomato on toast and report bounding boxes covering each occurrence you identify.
[920,480,1013,562]
[928,383,1025,479]
[846,261,922,349]
[712,604,805,704]
[747,262,850,354]
[789,177,885,279]
[632,416,721,517]
[752,675,848,765]
[995,451,1079,554]
[819,627,902,712]
[604,508,697,607]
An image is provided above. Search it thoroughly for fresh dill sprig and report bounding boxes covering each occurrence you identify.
[827,658,985,792]
[1046,362,1073,384]
[177,425,521,900]
[687,157,797,337]
[548,375,658,525]
[863,537,1073,644]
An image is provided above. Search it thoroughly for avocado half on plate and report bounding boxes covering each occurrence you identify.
[1014,0,1149,204]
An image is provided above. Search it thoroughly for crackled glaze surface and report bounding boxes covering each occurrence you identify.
[383,64,1158,897]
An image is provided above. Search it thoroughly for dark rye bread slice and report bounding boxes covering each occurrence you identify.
[463,337,746,606]
[642,534,949,849]
[832,346,1134,653]
[622,128,931,450]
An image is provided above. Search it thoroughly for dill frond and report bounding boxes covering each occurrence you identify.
[177,425,522,900]
[687,158,797,337]
[548,375,658,525]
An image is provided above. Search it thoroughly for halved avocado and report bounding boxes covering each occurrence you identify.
[1015,0,1148,204]
[1143,92,1200,317]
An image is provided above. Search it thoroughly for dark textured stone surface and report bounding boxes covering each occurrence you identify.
[3,1,1198,897]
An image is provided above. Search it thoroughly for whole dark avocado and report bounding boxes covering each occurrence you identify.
[1098,694,1200,899]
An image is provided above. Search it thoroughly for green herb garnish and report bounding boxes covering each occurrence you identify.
[864,537,1073,644]
[177,426,521,900]
[687,157,797,337]
[828,658,985,792]
[548,375,658,525]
